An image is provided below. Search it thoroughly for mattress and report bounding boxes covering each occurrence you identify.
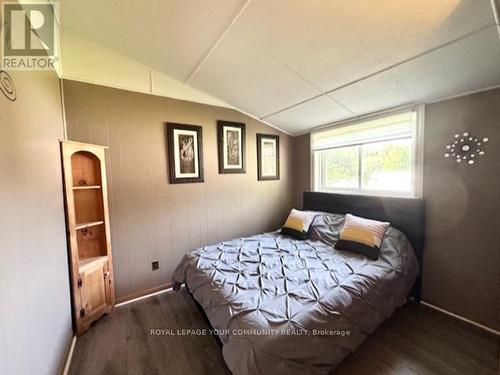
[172,215,418,375]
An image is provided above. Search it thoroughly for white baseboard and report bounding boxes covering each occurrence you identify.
[115,286,173,308]
[59,287,174,374]
[421,300,500,336]
[59,293,497,375]
[61,335,77,375]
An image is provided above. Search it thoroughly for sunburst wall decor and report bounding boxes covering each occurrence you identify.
[444,132,488,165]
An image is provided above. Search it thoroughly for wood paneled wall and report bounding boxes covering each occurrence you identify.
[63,80,294,299]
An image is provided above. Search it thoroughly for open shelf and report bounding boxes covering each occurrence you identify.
[79,255,108,273]
[72,151,102,186]
[75,221,104,230]
[73,185,101,190]
[76,221,106,259]
[74,187,104,224]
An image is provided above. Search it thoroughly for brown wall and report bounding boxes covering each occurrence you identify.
[423,88,500,331]
[63,80,294,299]
[291,88,500,331]
[0,71,72,374]
[293,133,311,209]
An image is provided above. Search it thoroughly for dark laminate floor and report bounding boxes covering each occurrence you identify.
[69,288,499,375]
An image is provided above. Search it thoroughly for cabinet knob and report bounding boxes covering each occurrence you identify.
[104,271,111,278]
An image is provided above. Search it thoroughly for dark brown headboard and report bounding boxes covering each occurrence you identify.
[303,191,425,301]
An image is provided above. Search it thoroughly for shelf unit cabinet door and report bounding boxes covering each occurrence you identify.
[80,262,108,327]
[103,261,114,311]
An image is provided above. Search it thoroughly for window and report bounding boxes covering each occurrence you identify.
[312,108,423,197]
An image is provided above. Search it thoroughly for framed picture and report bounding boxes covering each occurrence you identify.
[257,134,280,181]
[166,122,204,184]
[217,120,246,174]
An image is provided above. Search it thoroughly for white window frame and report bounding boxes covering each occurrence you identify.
[311,105,424,198]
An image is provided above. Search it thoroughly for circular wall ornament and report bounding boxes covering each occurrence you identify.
[0,70,16,101]
[444,132,488,165]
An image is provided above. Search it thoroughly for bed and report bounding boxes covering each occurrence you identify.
[172,192,424,375]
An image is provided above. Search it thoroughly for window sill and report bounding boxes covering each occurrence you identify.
[313,188,419,199]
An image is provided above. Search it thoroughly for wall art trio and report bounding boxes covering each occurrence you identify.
[166,121,279,184]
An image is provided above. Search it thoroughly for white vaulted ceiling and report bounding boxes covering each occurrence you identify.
[61,0,500,135]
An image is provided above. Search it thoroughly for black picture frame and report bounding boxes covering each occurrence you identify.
[217,120,246,174]
[166,122,204,184]
[257,133,280,181]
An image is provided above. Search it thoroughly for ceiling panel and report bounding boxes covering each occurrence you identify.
[265,96,354,134]
[219,0,495,93]
[189,32,321,117]
[365,0,496,68]
[188,0,245,25]
[391,27,500,103]
[305,50,386,93]
[61,0,245,81]
[329,71,412,116]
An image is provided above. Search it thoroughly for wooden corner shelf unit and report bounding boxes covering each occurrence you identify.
[61,141,115,336]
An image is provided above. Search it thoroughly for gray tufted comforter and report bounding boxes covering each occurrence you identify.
[172,216,418,375]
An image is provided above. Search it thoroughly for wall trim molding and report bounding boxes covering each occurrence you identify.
[61,75,173,103]
[426,83,500,105]
[293,84,500,137]
[490,0,500,38]
[61,77,292,136]
[59,78,68,140]
[115,283,173,306]
[421,300,500,337]
[61,335,77,375]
